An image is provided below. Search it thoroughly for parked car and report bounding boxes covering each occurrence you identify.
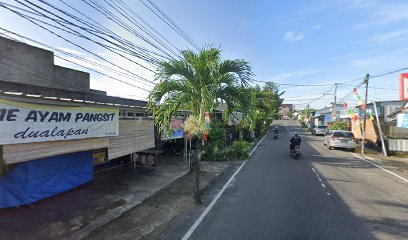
[323,130,356,151]
[312,126,327,136]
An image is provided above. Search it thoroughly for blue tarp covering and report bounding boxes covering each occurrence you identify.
[0,151,93,208]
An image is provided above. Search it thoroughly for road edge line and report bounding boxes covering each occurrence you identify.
[249,130,269,156]
[351,153,408,183]
[181,132,268,240]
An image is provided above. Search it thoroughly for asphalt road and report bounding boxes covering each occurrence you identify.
[181,120,408,240]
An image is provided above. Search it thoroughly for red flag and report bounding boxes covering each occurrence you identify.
[353,88,357,95]
[343,102,348,109]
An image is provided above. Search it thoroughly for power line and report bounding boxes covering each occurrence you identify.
[55,0,171,61]
[10,0,162,68]
[113,0,182,56]
[253,79,335,87]
[0,29,153,91]
[80,0,178,60]
[145,0,199,49]
[101,0,181,58]
[0,2,157,85]
[139,0,199,50]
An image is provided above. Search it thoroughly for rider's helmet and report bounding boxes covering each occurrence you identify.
[294,132,298,136]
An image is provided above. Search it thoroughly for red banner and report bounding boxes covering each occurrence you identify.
[400,73,408,100]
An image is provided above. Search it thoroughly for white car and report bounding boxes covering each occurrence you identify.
[312,126,327,136]
[323,130,356,151]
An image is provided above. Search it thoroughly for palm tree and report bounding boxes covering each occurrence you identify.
[148,47,253,204]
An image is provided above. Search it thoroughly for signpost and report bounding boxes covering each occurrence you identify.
[0,99,119,144]
[400,73,408,101]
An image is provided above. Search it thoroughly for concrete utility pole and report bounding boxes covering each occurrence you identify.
[361,74,370,155]
[333,83,338,122]
[373,101,387,156]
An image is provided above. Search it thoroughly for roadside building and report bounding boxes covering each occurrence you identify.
[279,104,293,118]
[354,100,408,153]
[0,36,155,208]
[311,104,344,128]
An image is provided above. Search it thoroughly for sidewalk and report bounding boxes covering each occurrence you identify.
[84,161,234,240]
[0,154,188,240]
[354,146,408,178]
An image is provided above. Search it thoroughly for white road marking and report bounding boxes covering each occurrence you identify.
[249,131,269,156]
[285,125,292,135]
[351,153,408,183]
[181,132,269,240]
[312,167,331,196]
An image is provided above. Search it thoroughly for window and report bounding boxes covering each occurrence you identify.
[332,132,354,138]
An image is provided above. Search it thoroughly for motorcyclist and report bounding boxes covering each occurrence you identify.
[272,126,279,134]
[290,132,301,151]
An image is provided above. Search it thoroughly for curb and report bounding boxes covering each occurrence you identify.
[66,169,190,240]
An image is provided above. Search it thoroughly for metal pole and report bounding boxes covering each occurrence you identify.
[333,83,338,122]
[361,74,370,155]
[373,101,388,156]
[184,137,188,164]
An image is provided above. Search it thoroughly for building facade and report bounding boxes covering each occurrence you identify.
[0,36,155,208]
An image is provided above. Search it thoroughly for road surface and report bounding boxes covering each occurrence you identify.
[181,120,408,240]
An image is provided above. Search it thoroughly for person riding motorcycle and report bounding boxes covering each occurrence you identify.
[273,126,279,134]
[290,132,301,151]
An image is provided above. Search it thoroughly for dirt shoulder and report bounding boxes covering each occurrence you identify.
[84,161,237,240]
[355,146,408,177]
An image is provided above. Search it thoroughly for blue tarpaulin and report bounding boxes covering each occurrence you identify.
[0,151,93,208]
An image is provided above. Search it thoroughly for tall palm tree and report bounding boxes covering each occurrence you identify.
[148,47,253,204]
[148,47,253,133]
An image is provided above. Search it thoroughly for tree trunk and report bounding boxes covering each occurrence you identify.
[193,138,202,205]
[239,129,243,141]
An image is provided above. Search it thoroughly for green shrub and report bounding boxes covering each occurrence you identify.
[202,140,251,161]
[330,121,348,130]
[230,140,251,160]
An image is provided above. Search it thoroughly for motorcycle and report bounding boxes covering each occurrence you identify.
[273,133,279,139]
[290,145,301,159]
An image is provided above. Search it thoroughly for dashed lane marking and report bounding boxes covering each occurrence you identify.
[312,167,331,196]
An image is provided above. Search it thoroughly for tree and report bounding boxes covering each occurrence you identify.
[243,82,284,136]
[148,47,253,204]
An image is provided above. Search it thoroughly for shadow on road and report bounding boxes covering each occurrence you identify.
[283,120,408,240]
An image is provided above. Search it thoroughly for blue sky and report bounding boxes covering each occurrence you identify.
[1,0,407,109]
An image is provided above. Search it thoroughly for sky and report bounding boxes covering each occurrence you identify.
[1,0,407,110]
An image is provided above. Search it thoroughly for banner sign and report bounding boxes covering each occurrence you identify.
[397,113,408,128]
[0,99,119,144]
[400,73,408,100]
[161,118,184,140]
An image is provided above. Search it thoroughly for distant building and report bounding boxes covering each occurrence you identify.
[311,104,343,127]
[279,104,293,117]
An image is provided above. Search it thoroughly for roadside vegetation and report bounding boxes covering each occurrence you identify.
[147,47,283,203]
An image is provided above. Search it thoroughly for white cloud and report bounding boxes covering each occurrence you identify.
[355,3,408,29]
[370,28,408,44]
[283,31,304,41]
[349,47,408,69]
[269,69,321,82]
[309,24,322,31]
[276,0,376,25]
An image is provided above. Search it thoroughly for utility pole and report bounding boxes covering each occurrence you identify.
[361,74,370,155]
[333,83,338,122]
